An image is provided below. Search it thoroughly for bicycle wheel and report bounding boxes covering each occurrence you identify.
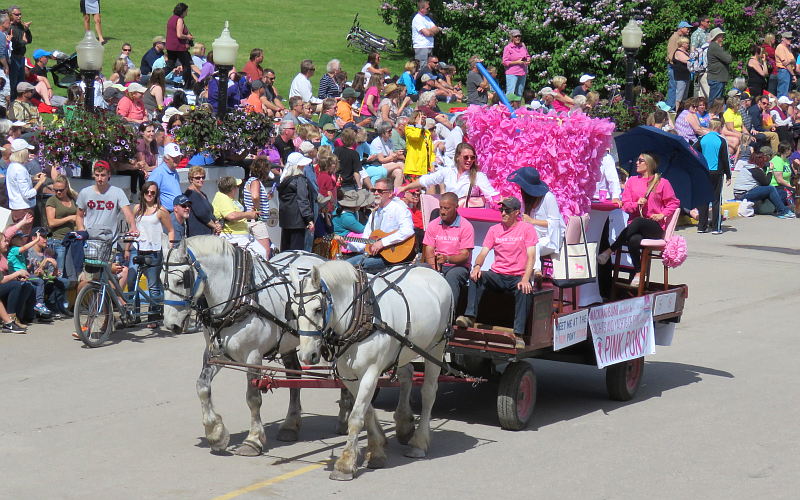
[74,283,114,348]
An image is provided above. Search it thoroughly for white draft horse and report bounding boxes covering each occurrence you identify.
[161,235,325,456]
[290,260,453,480]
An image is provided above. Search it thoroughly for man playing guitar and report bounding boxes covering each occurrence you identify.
[338,178,415,273]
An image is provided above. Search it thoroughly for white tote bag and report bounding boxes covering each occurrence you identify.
[551,216,597,287]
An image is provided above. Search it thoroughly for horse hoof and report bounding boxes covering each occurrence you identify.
[329,470,354,481]
[234,441,262,457]
[336,422,348,435]
[207,425,230,452]
[366,456,386,469]
[276,428,299,442]
[396,429,414,446]
[405,447,426,459]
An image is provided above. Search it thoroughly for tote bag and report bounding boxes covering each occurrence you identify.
[551,216,598,287]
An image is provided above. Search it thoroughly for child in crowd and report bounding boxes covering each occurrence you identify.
[26,228,70,317]
[7,229,53,316]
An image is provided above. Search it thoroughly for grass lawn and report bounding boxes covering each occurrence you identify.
[22,0,405,97]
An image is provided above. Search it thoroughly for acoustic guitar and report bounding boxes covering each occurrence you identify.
[325,229,415,264]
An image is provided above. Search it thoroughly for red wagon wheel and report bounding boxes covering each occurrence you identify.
[606,357,645,401]
[497,362,536,431]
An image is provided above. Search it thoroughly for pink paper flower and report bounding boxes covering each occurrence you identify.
[663,235,688,268]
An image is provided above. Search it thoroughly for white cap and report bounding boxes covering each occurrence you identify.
[579,74,595,83]
[286,152,312,168]
[127,82,147,93]
[528,100,543,110]
[778,96,793,104]
[10,138,34,152]
[299,141,315,154]
[539,86,556,96]
[10,121,26,127]
[164,143,183,157]
[162,107,183,122]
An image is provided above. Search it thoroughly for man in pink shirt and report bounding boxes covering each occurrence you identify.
[456,197,538,348]
[422,192,474,305]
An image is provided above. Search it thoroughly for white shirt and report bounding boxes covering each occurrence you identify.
[443,126,464,165]
[411,13,435,49]
[527,191,564,255]
[596,152,622,199]
[288,73,322,104]
[361,62,373,81]
[418,167,499,200]
[770,108,793,127]
[348,197,414,251]
[6,162,38,209]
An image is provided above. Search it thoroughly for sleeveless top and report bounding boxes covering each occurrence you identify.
[142,85,159,113]
[552,89,570,112]
[243,177,270,222]
[671,49,690,81]
[747,63,767,92]
[674,110,698,144]
[136,211,164,251]
[166,15,188,51]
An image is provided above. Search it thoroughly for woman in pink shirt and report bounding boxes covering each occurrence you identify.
[502,29,531,96]
[116,82,148,124]
[597,153,680,286]
[550,75,574,113]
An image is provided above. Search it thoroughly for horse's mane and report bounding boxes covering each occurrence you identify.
[185,235,235,259]
[317,260,358,289]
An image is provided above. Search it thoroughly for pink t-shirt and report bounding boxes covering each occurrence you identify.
[360,86,380,116]
[484,221,538,276]
[423,215,475,267]
[621,175,681,231]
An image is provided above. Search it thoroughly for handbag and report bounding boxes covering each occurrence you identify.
[458,177,486,208]
[551,216,598,287]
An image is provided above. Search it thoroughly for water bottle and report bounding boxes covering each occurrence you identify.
[723,210,729,220]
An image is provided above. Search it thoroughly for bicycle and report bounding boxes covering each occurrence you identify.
[73,233,163,348]
[345,13,402,56]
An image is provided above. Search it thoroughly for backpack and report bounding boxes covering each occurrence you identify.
[688,42,709,73]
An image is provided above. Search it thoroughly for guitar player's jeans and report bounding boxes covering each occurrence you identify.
[346,254,388,274]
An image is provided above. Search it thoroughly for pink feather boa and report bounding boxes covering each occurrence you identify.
[464,105,615,218]
[662,235,688,268]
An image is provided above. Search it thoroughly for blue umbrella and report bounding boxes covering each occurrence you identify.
[614,126,713,210]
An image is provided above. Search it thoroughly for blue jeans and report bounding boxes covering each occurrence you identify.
[505,74,526,96]
[666,65,676,109]
[464,270,532,335]
[48,239,68,278]
[140,251,163,318]
[441,265,469,306]
[9,55,25,100]
[345,253,387,274]
[707,79,726,103]
[743,185,791,213]
[777,68,791,98]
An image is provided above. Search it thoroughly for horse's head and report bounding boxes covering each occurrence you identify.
[290,266,330,365]
[161,235,205,333]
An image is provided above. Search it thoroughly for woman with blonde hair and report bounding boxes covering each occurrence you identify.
[45,175,78,276]
[243,156,276,258]
[597,153,681,286]
[110,57,128,84]
[398,60,419,101]
[183,166,221,236]
[360,73,385,124]
[551,76,574,113]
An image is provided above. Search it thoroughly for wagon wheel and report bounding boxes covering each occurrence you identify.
[605,357,644,401]
[74,283,114,348]
[496,362,536,430]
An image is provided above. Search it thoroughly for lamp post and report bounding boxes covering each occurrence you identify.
[75,31,105,112]
[621,20,643,106]
[211,21,239,119]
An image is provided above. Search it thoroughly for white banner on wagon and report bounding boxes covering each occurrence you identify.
[588,295,656,369]
[553,309,589,351]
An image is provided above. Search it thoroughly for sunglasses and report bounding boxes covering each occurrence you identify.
[192,176,206,180]
[371,188,390,194]
[53,188,66,193]
[636,158,646,163]
[461,155,476,160]
[122,48,132,52]
[145,190,157,195]
[499,207,516,214]
[177,203,191,208]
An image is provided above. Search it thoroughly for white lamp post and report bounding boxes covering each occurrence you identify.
[211,21,239,118]
[621,20,643,105]
[76,31,105,112]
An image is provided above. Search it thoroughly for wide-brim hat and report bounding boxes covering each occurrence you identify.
[507,166,549,197]
[339,189,374,208]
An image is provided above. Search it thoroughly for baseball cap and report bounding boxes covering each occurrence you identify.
[299,141,315,154]
[24,57,34,69]
[10,121,26,127]
[322,123,338,132]
[173,194,192,206]
[509,29,522,37]
[29,226,48,237]
[16,82,35,92]
[656,101,672,112]
[342,87,360,98]
[10,138,34,152]
[286,152,312,168]
[162,107,183,122]
[32,49,53,60]
[420,73,438,83]
[539,86,556,96]
[499,197,521,211]
[505,92,522,102]
[778,96,793,104]
[127,82,147,93]
[579,74,595,83]
[152,36,166,45]
[781,31,793,39]
[164,143,183,158]
[677,21,692,29]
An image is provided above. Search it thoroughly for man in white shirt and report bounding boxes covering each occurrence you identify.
[288,59,322,108]
[6,139,46,233]
[340,178,415,274]
[411,0,441,67]
[443,115,466,167]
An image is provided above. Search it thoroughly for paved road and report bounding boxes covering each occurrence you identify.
[2,215,797,500]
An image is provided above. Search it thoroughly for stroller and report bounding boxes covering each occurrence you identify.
[49,51,82,89]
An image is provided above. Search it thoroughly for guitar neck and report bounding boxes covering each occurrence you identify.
[340,236,376,245]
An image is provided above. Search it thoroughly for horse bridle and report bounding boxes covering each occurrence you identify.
[292,277,333,338]
[162,246,207,309]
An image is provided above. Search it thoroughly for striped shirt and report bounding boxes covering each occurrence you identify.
[317,73,341,99]
[243,177,270,221]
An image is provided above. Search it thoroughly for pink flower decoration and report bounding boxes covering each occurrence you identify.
[464,106,615,219]
[663,235,688,268]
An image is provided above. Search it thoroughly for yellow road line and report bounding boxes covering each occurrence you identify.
[212,462,325,500]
